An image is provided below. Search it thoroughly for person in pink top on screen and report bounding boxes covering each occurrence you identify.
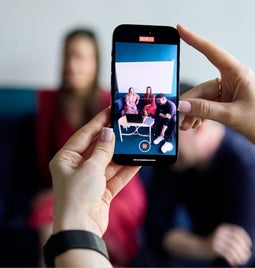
[122,86,140,115]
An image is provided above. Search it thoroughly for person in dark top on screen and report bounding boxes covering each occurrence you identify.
[153,93,176,154]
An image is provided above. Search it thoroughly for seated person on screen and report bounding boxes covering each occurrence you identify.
[141,86,156,117]
[153,93,176,153]
[122,87,140,115]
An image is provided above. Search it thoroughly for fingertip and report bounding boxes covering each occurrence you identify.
[176,24,188,33]
[91,127,115,166]
[176,24,182,34]
[178,100,192,113]
[101,127,113,142]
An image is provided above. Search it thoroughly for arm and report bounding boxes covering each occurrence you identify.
[162,228,215,260]
[163,224,252,266]
[125,94,132,107]
[159,113,171,119]
[55,249,111,268]
[44,107,140,267]
[160,101,176,119]
[135,93,140,105]
[176,24,255,144]
[151,94,156,106]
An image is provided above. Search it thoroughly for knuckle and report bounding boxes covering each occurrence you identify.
[196,99,211,118]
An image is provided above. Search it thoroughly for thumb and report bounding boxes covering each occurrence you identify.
[179,98,232,125]
[89,127,115,168]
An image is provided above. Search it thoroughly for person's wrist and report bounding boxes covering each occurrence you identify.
[53,212,102,237]
[52,191,103,237]
[44,230,109,267]
[199,236,218,259]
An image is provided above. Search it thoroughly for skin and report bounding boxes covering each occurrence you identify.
[35,33,101,265]
[50,107,140,267]
[61,35,100,128]
[146,86,152,95]
[46,24,255,267]
[63,35,97,96]
[163,224,252,266]
[157,96,171,119]
[163,25,255,264]
[156,96,172,137]
[177,24,255,144]
[163,121,252,266]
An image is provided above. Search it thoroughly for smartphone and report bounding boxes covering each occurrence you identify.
[111,24,180,166]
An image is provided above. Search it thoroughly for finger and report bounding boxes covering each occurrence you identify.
[229,227,252,255]
[179,98,234,126]
[215,237,251,266]
[89,127,115,170]
[62,107,111,154]
[178,79,221,130]
[180,80,219,101]
[105,161,124,181]
[179,115,198,130]
[213,225,252,265]
[106,165,141,198]
[192,118,203,129]
[177,24,240,72]
[213,234,239,265]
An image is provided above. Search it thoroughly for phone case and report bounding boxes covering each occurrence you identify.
[111,24,180,166]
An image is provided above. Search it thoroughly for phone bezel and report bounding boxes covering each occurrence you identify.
[111,24,180,166]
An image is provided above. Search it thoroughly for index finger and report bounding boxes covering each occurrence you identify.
[62,107,111,154]
[177,24,239,72]
[180,79,218,100]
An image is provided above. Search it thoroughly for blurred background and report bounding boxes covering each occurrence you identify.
[1,1,255,267]
[1,0,255,89]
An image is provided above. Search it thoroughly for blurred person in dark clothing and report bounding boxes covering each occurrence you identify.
[131,83,255,267]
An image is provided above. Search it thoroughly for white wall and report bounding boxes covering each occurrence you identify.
[1,0,255,89]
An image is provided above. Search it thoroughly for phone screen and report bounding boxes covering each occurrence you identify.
[111,24,179,165]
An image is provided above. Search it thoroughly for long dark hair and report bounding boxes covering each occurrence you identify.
[59,28,100,92]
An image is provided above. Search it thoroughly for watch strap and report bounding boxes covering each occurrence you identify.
[43,230,109,267]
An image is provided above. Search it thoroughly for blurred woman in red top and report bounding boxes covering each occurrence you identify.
[29,28,147,267]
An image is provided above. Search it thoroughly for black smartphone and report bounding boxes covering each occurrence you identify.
[111,24,180,166]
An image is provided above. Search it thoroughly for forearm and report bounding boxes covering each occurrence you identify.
[45,227,112,267]
[162,228,216,260]
[55,249,112,268]
[45,203,112,267]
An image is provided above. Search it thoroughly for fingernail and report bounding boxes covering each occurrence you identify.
[101,127,113,142]
[178,101,191,113]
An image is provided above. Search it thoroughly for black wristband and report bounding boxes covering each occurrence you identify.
[43,230,109,267]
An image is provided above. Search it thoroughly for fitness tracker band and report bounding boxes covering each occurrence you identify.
[43,230,109,267]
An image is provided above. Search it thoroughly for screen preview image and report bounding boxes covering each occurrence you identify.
[113,41,178,156]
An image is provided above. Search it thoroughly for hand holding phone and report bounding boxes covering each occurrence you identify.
[111,24,180,166]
